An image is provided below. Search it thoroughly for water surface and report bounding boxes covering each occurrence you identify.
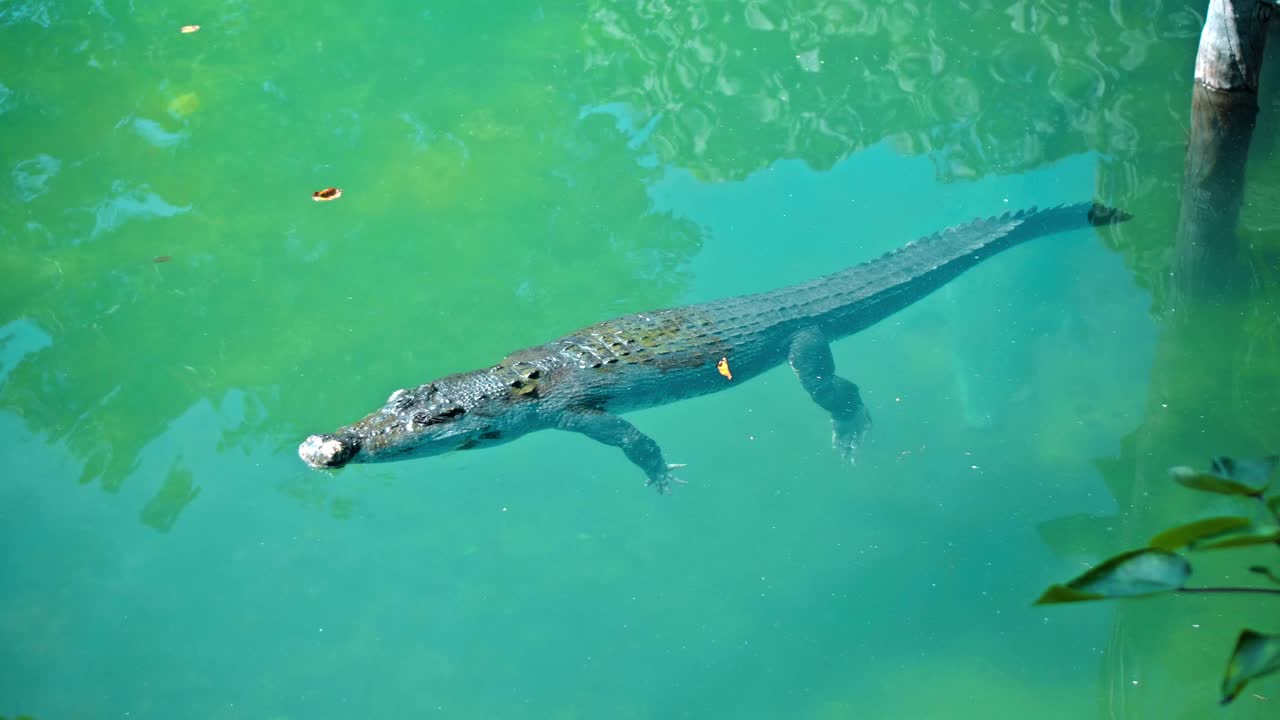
[3,2,1279,718]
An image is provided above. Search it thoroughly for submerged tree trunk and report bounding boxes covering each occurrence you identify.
[1173,0,1270,299]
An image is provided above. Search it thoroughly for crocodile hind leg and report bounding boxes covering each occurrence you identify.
[788,327,872,464]
[556,408,686,494]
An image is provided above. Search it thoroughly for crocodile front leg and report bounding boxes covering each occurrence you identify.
[788,327,872,464]
[556,408,685,493]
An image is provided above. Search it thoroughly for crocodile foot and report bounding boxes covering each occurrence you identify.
[648,463,688,495]
[831,406,872,465]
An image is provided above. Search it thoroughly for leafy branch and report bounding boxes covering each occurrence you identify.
[1035,454,1280,705]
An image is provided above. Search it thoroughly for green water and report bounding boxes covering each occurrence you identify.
[3,1,1280,718]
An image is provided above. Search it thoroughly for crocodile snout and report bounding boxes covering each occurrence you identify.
[298,433,361,469]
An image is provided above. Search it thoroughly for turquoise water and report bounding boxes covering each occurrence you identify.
[3,2,1279,718]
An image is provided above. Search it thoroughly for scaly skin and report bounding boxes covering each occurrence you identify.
[299,202,1130,492]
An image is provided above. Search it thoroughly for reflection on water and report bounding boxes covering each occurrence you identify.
[2,1,1280,718]
[583,0,1202,183]
[0,319,52,388]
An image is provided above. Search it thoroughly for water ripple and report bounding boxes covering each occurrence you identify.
[89,180,191,241]
[0,0,55,28]
[12,154,62,202]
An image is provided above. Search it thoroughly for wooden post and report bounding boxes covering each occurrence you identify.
[1173,0,1271,299]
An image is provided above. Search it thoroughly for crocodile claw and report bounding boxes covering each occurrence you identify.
[831,406,872,465]
[648,463,688,495]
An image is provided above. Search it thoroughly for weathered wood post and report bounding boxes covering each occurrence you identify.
[1174,0,1271,299]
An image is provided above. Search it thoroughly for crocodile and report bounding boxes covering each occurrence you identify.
[299,202,1130,492]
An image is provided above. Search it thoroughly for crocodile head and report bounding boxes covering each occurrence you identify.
[298,370,522,469]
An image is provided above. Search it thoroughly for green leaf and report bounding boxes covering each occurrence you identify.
[1148,516,1252,551]
[1192,525,1280,550]
[1247,566,1280,585]
[1034,584,1105,605]
[1035,549,1190,604]
[1169,466,1265,496]
[1221,629,1280,705]
[1171,455,1278,497]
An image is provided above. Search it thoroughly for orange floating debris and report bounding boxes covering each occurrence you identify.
[716,357,732,380]
[180,25,200,34]
[312,187,342,202]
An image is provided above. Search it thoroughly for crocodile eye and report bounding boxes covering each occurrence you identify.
[412,405,465,426]
[426,406,465,425]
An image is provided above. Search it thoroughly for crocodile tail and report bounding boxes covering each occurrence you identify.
[853,201,1133,286]
[1003,201,1132,243]
[775,201,1134,335]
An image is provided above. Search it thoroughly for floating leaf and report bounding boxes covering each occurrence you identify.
[1034,548,1190,604]
[166,92,201,118]
[1169,466,1265,497]
[312,187,343,202]
[1221,629,1280,705]
[716,357,732,380]
[1193,525,1280,550]
[1149,516,1252,551]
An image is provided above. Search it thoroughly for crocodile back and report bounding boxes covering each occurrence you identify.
[512,203,1127,410]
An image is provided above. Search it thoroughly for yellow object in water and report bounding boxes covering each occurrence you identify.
[717,357,732,380]
[167,92,200,118]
